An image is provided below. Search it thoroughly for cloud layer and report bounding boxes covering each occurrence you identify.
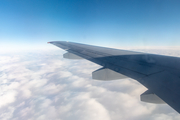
[0,49,180,120]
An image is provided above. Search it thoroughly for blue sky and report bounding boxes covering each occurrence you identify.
[1,0,180,51]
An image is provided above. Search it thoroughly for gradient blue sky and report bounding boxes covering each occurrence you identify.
[1,0,180,51]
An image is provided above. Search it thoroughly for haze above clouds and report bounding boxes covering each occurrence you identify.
[0,49,180,120]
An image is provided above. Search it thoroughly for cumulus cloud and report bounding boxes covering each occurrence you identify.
[0,49,180,120]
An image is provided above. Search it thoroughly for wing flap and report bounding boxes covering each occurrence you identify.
[92,67,128,80]
[140,90,165,104]
[63,52,83,59]
[143,71,180,113]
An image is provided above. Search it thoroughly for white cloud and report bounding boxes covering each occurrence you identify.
[0,90,17,108]
[0,49,180,120]
[0,107,15,120]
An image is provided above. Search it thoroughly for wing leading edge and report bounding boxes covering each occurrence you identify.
[49,41,180,113]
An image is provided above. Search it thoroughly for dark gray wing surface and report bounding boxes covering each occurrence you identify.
[49,41,180,113]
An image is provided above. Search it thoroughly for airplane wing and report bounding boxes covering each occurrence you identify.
[49,41,180,113]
